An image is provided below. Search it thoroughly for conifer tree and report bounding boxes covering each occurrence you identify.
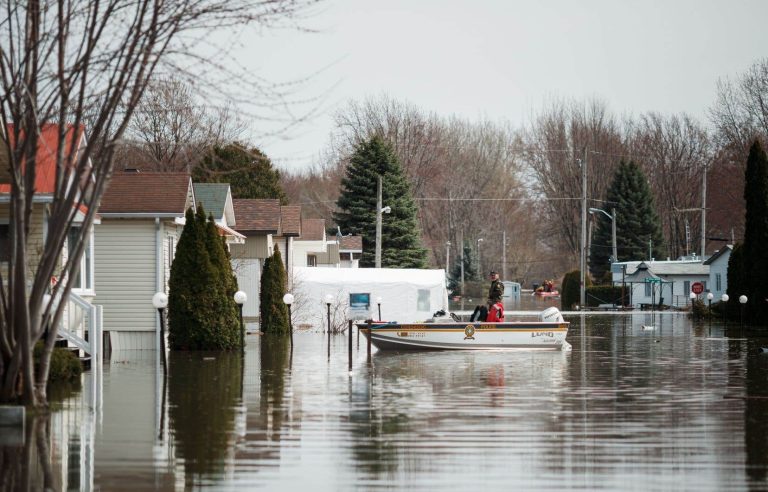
[741,141,768,325]
[334,136,427,268]
[725,242,744,320]
[169,205,240,350]
[259,249,290,334]
[202,211,241,347]
[448,240,480,295]
[589,161,666,280]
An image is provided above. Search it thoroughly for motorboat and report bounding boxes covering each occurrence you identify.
[357,307,570,351]
[533,290,559,297]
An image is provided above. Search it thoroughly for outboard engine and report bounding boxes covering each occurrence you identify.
[539,306,564,323]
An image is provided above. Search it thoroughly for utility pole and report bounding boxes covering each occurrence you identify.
[445,241,451,279]
[611,207,617,263]
[375,175,382,268]
[701,163,707,257]
[460,230,465,298]
[580,149,587,310]
[502,230,507,280]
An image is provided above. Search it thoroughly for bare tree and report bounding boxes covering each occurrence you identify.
[0,0,315,407]
[521,98,625,266]
[625,112,712,258]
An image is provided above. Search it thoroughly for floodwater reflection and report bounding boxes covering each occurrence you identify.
[8,314,768,490]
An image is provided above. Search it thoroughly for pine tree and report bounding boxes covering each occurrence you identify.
[742,141,768,325]
[725,242,744,320]
[192,143,288,204]
[333,136,427,268]
[448,240,480,295]
[259,249,290,334]
[589,161,666,280]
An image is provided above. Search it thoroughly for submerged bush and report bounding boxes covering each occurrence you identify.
[34,343,82,382]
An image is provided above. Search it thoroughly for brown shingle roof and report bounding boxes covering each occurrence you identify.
[300,218,325,241]
[99,172,191,214]
[279,206,301,236]
[340,235,363,251]
[233,199,280,234]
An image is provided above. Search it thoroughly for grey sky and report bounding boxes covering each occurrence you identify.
[238,0,768,172]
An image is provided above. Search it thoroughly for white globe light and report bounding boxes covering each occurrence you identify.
[706,292,714,300]
[324,294,334,304]
[689,292,696,299]
[376,296,383,304]
[152,292,168,309]
[234,291,247,305]
[721,294,729,303]
[739,295,748,304]
[283,293,294,305]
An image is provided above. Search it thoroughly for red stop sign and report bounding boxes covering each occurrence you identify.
[692,282,704,294]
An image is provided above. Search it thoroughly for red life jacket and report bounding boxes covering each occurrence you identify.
[486,302,504,322]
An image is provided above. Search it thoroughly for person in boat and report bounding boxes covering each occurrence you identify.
[486,300,504,322]
[488,271,504,306]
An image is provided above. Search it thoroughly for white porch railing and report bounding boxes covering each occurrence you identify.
[56,291,102,364]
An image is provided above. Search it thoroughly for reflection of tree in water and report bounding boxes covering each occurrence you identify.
[258,335,291,439]
[745,341,768,484]
[0,414,56,491]
[167,351,243,482]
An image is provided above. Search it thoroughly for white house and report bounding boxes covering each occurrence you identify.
[612,259,709,308]
[703,245,733,300]
[292,218,340,268]
[95,172,195,350]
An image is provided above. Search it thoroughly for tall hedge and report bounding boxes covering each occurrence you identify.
[742,141,768,325]
[561,270,592,310]
[259,249,290,334]
[168,205,240,350]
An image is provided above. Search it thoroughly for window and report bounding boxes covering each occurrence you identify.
[716,273,722,291]
[417,289,430,312]
[0,223,9,262]
[683,280,690,295]
[307,254,317,267]
[67,225,93,291]
[645,282,652,297]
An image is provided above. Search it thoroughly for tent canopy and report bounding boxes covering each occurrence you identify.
[292,267,449,326]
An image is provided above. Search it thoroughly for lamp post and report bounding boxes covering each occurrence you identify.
[283,293,294,347]
[739,295,747,328]
[722,293,729,328]
[588,207,617,265]
[234,291,247,351]
[689,291,696,308]
[325,294,333,334]
[152,292,168,369]
[706,292,714,319]
[376,296,382,321]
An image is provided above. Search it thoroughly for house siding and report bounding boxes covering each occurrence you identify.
[94,219,157,347]
[230,235,271,260]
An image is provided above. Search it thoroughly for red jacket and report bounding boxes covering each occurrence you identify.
[486,302,504,322]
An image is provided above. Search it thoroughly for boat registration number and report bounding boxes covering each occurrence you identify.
[397,331,426,338]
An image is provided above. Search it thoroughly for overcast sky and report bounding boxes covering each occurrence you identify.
[234,0,768,173]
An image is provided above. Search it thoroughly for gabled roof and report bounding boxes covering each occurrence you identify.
[0,123,85,194]
[300,218,326,241]
[340,235,362,251]
[279,205,301,237]
[615,260,709,276]
[193,183,230,220]
[99,172,193,216]
[703,245,733,266]
[233,199,280,234]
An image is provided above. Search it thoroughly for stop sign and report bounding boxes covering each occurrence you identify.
[691,282,704,294]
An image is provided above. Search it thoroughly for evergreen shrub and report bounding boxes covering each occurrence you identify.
[259,249,290,334]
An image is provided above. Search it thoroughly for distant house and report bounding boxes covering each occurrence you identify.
[612,259,709,307]
[230,199,282,319]
[703,245,733,301]
[192,183,245,248]
[0,123,101,352]
[338,235,363,268]
[95,172,195,350]
[273,205,302,287]
[293,218,340,268]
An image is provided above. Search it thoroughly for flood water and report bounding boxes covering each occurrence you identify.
[5,312,768,491]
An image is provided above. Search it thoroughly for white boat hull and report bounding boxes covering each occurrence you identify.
[358,321,570,351]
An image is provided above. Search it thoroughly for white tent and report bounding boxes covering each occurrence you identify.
[291,267,449,328]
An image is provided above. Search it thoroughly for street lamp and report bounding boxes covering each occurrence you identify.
[722,293,729,328]
[325,294,334,333]
[234,291,247,351]
[588,207,617,264]
[376,296,383,321]
[739,295,747,328]
[706,292,714,318]
[283,293,294,346]
[153,292,168,368]
[689,291,696,308]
